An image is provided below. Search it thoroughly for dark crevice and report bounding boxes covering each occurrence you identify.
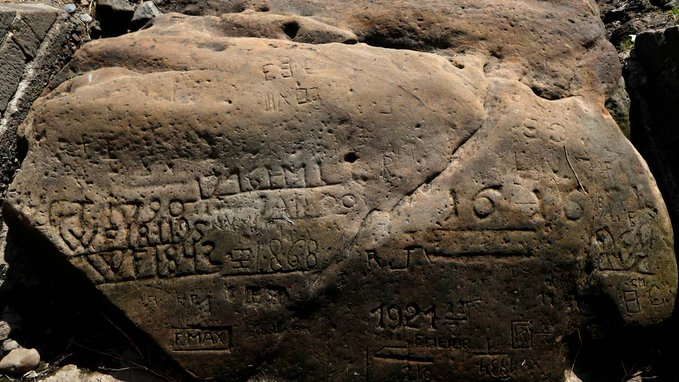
[282,21,300,40]
[343,152,359,163]
[530,85,564,100]
[0,215,191,381]
[360,29,455,51]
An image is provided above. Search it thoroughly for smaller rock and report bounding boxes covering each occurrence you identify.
[64,3,77,13]
[0,348,40,375]
[2,339,19,353]
[0,321,10,341]
[132,1,160,24]
[79,13,93,23]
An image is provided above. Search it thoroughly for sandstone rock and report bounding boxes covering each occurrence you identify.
[4,3,676,382]
[0,348,40,375]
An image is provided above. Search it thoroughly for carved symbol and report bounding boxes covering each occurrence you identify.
[264,92,290,112]
[511,321,532,349]
[295,87,320,104]
[623,290,641,313]
[522,118,538,138]
[472,187,502,219]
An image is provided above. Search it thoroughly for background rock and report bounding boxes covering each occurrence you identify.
[625,26,679,285]
[0,3,83,210]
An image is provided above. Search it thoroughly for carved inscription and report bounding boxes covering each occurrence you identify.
[173,327,232,351]
[370,303,437,331]
[198,160,338,198]
[222,237,319,275]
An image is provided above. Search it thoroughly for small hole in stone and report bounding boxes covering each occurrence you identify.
[344,152,359,163]
[282,21,300,39]
[259,4,270,11]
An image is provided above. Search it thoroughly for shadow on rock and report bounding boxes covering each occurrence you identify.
[0,222,191,381]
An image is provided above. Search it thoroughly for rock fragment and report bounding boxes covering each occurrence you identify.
[132,1,160,26]
[0,348,40,375]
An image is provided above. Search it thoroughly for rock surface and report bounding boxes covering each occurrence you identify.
[625,26,679,281]
[0,3,83,210]
[3,2,677,381]
[0,347,40,375]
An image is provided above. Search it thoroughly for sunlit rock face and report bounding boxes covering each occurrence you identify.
[4,2,676,381]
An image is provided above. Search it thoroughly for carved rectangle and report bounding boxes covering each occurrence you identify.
[172,327,232,351]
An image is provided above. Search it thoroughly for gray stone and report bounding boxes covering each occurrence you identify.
[0,348,40,374]
[1,3,58,40]
[132,1,160,24]
[79,13,93,24]
[0,8,16,41]
[0,39,25,114]
[1,4,83,207]
[11,18,40,59]
[64,4,77,14]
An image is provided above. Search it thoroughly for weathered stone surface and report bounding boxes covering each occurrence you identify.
[0,39,24,114]
[3,3,677,382]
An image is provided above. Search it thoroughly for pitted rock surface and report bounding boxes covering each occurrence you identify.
[3,4,677,382]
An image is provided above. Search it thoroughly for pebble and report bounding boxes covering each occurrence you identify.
[0,348,40,375]
[64,3,77,13]
[79,13,94,23]
[2,339,19,353]
[132,1,160,23]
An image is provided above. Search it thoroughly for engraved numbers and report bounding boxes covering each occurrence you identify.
[370,303,437,330]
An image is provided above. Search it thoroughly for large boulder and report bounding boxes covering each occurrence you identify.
[3,2,676,381]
